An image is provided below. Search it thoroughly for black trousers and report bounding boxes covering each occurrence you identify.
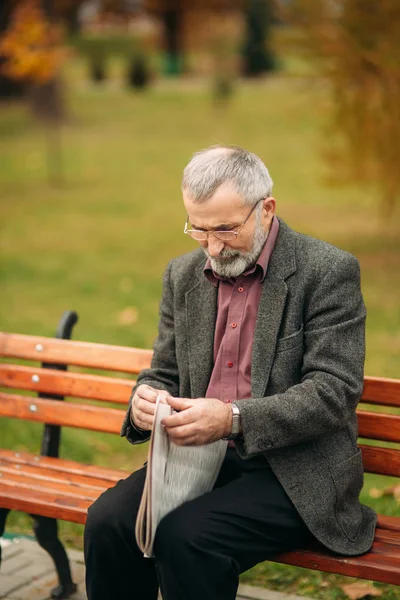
[84,448,313,600]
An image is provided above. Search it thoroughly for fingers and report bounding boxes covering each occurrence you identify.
[133,410,153,430]
[164,423,197,445]
[162,408,194,428]
[167,396,193,411]
[131,385,160,430]
[136,385,159,403]
[161,397,194,428]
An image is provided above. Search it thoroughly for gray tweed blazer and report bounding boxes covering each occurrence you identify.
[121,218,377,556]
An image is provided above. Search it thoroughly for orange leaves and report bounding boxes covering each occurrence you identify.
[0,0,65,83]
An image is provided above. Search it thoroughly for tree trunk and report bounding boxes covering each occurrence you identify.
[64,7,81,36]
[161,7,184,76]
[242,0,275,77]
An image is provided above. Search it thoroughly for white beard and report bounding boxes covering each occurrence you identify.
[204,212,269,279]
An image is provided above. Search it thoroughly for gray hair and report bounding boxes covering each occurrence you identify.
[181,145,273,207]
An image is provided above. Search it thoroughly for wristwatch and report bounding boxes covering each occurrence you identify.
[223,402,241,440]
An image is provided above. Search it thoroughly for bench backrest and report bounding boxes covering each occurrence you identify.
[1,332,400,477]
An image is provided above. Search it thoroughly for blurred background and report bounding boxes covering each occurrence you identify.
[1,1,399,597]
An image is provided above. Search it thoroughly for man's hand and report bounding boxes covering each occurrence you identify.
[130,385,167,431]
[161,396,232,446]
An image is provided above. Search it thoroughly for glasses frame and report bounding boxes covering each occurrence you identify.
[184,197,265,242]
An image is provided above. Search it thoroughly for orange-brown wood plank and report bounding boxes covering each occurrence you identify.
[360,444,400,477]
[369,540,400,559]
[276,545,400,585]
[0,364,134,405]
[0,483,90,524]
[0,472,102,502]
[0,460,115,491]
[377,515,400,532]
[362,377,400,408]
[0,392,124,433]
[357,410,400,443]
[0,449,129,481]
[0,333,152,374]
[373,532,400,548]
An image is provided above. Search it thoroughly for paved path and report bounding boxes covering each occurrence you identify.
[0,538,309,600]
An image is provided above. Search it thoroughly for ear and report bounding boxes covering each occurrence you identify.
[263,197,276,215]
[262,197,276,228]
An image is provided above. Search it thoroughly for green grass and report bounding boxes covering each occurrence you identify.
[1,55,399,597]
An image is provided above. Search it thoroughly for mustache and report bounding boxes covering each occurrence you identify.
[205,248,242,260]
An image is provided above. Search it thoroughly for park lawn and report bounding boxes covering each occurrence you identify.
[1,57,399,597]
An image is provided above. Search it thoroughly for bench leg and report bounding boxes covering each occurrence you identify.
[0,508,10,564]
[31,515,78,599]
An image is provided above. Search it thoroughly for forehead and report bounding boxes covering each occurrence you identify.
[183,182,247,227]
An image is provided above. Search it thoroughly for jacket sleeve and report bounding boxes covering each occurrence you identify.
[120,260,179,445]
[235,253,366,457]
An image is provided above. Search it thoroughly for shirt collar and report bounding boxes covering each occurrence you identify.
[204,215,280,286]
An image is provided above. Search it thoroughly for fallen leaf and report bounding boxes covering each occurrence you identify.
[374,484,400,502]
[341,582,382,600]
[117,307,138,325]
[391,484,400,501]
[369,487,383,499]
[92,440,111,453]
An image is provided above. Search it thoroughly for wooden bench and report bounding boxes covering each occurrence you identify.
[1,311,400,598]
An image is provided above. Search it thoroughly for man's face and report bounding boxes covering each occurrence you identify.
[183,181,276,278]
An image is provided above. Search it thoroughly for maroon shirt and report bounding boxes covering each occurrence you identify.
[204,216,279,407]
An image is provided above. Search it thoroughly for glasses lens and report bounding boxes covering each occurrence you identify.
[188,230,207,240]
[214,231,236,241]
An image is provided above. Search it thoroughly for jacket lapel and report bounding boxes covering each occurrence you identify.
[186,264,218,398]
[251,220,297,398]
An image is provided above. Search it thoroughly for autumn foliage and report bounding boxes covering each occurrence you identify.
[0,0,64,84]
[290,0,400,217]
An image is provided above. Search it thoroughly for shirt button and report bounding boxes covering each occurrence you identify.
[231,322,237,328]
[238,286,244,293]
[227,361,233,368]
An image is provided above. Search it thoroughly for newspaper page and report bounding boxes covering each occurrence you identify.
[135,395,227,557]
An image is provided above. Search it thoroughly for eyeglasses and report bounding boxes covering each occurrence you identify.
[184,198,265,242]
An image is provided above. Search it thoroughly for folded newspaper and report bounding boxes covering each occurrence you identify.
[135,394,228,558]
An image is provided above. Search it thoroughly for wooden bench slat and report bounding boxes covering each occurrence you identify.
[277,543,400,586]
[362,377,400,407]
[360,444,400,477]
[0,333,153,374]
[0,483,89,524]
[377,515,400,532]
[0,364,134,405]
[374,530,400,547]
[0,461,116,491]
[0,472,102,502]
[0,392,123,434]
[358,411,400,443]
[370,540,400,557]
[0,449,127,481]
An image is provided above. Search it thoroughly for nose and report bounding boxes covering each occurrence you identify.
[206,235,225,257]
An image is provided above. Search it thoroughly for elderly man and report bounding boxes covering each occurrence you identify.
[84,145,376,600]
